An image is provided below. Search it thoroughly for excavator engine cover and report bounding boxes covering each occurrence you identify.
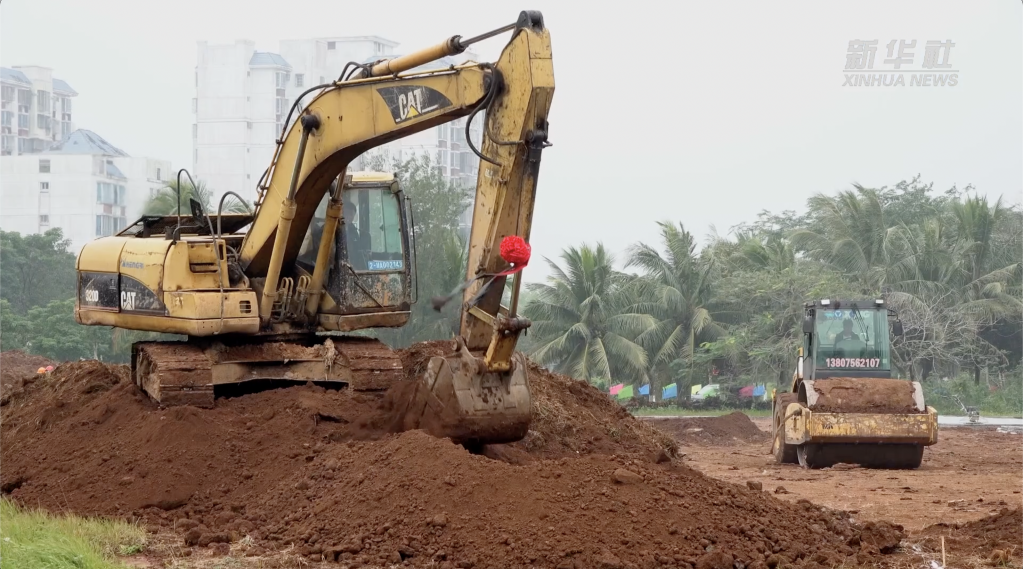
[400,340,531,445]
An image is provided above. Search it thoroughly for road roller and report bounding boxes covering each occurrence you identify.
[772,298,938,469]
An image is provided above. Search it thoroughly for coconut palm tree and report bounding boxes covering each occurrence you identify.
[626,222,723,397]
[144,179,251,217]
[523,244,652,387]
[789,185,912,287]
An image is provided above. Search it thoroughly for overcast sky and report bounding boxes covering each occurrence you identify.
[2,1,1020,283]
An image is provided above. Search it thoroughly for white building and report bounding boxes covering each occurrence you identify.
[1,66,78,156]
[0,130,172,253]
[193,36,484,233]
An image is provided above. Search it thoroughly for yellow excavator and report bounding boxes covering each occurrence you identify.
[74,11,553,446]
[772,299,938,469]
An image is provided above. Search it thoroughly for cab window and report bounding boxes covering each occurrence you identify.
[814,308,890,370]
[344,187,404,271]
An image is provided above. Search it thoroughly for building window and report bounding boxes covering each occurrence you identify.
[18,114,29,129]
[327,41,336,50]
[1,135,12,155]
[39,215,49,224]
[295,73,304,87]
[96,182,126,205]
[36,90,50,112]
[192,124,197,138]
[17,89,31,106]
[40,182,49,191]
[156,168,161,181]
[247,122,252,130]
[0,111,11,126]
[95,214,125,237]
[61,97,72,113]
[37,114,51,130]
[0,85,13,102]
[192,98,197,113]
[39,159,50,173]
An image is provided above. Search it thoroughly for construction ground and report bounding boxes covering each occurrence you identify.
[1,346,1020,569]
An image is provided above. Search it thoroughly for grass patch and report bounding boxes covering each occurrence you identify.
[0,497,146,569]
[922,375,1022,418]
[631,407,773,417]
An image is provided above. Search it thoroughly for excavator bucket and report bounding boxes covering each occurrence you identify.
[397,339,532,446]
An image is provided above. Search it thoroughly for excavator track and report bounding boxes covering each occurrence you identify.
[132,337,404,408]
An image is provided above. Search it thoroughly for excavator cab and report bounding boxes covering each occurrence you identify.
[298,172,414,316]
[773,299,938,469]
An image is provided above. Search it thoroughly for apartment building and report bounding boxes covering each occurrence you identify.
[1,66,77,156]
[0,129,171,253]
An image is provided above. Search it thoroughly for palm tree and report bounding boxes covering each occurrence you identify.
[144,179,251,217]
[789,185,912,287]
[952,194,1007,281]
[626,222,723,398]
[523,244,652,387]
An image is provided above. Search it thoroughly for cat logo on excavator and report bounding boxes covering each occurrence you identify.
[377,85,452,124]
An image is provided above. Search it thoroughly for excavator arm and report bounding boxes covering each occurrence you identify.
[239,12,552,347]
[237,11,553,444]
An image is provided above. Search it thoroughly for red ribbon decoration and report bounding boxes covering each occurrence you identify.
[497,235,531,276]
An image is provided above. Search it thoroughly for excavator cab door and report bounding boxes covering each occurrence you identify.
[326,177,413,314]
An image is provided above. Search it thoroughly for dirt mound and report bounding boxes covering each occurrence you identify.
[809,378,923,414]
[644,412,771,447]
[395,341,678,462]
[0,350,55,405]
[918,508,1022,566]
[1,344,900,568]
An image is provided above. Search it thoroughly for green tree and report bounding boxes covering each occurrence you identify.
[366,153,474,347]
[0,299,30,352]
[0,228,77,313]
[23,299,115,361]
[144,178,251,216]
[523,244,651,388]
[626,222,723,398]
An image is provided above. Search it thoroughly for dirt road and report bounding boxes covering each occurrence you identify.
[645,416,1022,531]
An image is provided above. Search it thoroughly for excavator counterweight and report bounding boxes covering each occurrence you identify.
[74,12,554,445]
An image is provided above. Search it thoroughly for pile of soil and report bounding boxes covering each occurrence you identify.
[397,341,678,461]
[918,507,1022,566]
[1,343,901,568]
[0,350,56,406]
[809,378,923,414]
[643,412,771,447]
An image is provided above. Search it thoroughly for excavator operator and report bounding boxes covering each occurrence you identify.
[343,190,369,270]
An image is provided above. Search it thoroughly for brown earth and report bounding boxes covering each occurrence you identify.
[918,507,1022,567]
[642,413,771,447]
[809,378,923,414]
[2,347,907,568]
[0,350,55,406]
[672,417,1023,531]
[659,415,1023,567]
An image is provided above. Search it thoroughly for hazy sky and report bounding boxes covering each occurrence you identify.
[2,1,1020,283]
